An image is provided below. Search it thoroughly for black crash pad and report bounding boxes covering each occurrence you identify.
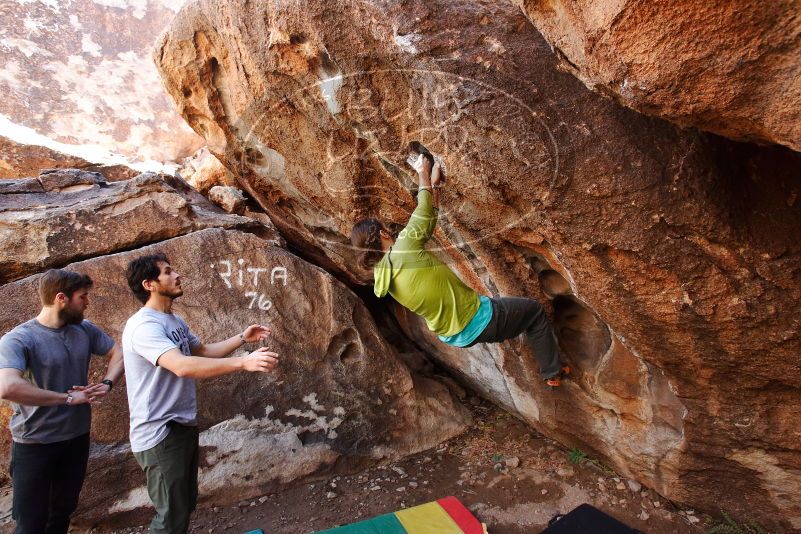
[541,504,642,534]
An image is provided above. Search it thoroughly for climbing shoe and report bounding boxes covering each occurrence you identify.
[545,365,571,387]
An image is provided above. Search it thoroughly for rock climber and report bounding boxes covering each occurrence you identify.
[350,150,569,386]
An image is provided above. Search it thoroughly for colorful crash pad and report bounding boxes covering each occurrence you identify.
[315,496,488,533]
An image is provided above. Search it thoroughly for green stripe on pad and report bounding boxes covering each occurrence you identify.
[315,512,407,534]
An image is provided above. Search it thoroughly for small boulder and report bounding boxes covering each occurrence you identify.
[38,168,106,192]
[208,185,247,214]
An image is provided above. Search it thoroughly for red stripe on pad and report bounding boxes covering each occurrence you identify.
[436,496,484,534]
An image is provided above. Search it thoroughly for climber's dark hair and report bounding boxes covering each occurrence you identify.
[351,218,387,271]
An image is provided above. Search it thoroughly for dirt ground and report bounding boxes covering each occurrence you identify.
[92,398,712,534]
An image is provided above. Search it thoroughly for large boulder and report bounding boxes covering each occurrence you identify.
[154,0,801,529]
[512,0,801,152]
[0,169,256,284]
[0,227,470,526]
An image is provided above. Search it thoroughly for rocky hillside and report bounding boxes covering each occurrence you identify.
[0,135,139,181]
[0,0,202,168]
[152,0,801,530]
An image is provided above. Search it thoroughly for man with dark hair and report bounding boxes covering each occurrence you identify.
[0,268,124,534]
[122,254,279,534]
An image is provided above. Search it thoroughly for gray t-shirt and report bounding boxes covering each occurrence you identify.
[0,319,114,444]
[122,307,200,453]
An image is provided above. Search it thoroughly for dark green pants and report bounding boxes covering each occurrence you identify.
[133,422,199,534]
[468,296,563,379]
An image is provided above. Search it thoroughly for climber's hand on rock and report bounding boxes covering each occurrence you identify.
[417,154,433,178]
[432,159,443,188]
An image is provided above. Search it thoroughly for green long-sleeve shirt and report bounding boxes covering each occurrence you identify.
[373,189,480,337]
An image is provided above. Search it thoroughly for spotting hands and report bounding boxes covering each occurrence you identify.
[68,383,109,404]
[242,347,280,373]
[242,323,271,343]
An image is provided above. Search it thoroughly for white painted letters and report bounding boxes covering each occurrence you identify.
[247,267,268,286]
[271,267,288,286]
[215,260,233,289]
[210,258,289,311]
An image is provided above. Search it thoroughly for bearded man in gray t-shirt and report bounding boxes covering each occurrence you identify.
[0,269,124,534]
[123,253,279,534]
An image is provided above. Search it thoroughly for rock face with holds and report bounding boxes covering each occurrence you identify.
[154,0,801,529]
[512,0,801,152]
[0,170,470,526]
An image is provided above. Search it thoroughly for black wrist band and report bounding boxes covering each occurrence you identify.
[101,379,113,390]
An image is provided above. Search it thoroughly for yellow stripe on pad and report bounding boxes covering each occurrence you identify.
[394,501,463,533]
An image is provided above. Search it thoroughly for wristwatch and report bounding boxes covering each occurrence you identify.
[65,393,73,405]
[102,379,113,391]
